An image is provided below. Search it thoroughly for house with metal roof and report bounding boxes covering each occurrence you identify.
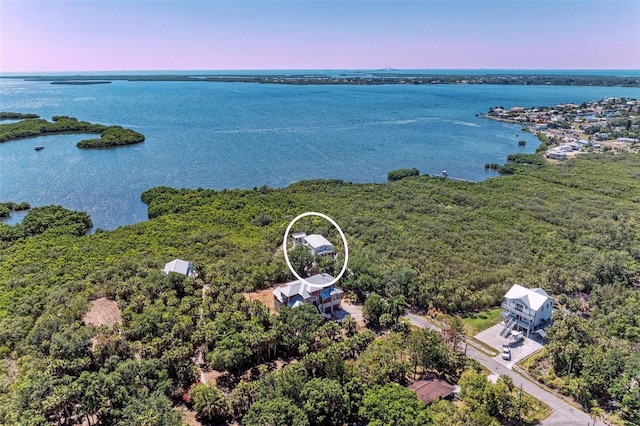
[162,259,196,277]
[272,273,344,318]
[500,284,553,338]
[291,232,335,257]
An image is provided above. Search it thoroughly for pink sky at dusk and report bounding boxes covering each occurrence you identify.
[1,0,639,72]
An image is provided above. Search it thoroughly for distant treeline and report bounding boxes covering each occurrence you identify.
[0,114,145,148]
[50,81,112,85]
[4,73,639,87]
[0,112,39,120]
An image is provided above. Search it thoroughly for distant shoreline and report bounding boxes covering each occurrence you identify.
[50,81,112,85]
[2,73,639,87]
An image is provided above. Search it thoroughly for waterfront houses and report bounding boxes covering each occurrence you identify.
[487,97,640,159]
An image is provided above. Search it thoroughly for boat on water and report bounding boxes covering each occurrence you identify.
[34,146,44,151]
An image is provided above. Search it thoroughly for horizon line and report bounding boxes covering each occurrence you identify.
[2,67,640,74]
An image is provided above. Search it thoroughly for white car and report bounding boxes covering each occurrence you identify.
[501,345,511,360]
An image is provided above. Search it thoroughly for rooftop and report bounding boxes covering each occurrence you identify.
[304,234,333,249]
[409,379,457,404]
[162,258,193,276]
[504,284,552,311]
[272,273,336,303]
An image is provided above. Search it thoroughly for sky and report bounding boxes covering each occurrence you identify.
[1,0,639,72]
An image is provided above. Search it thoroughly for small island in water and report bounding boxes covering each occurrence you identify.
[0,113,145,148]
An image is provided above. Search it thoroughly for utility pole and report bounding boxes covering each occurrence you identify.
[519,383,523,421]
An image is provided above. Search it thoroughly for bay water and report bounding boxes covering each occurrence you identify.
[1,78,638,230]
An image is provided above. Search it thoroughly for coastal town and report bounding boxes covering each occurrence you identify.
[486,97,640,160]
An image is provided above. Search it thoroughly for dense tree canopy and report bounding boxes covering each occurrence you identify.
[1,153,640,423]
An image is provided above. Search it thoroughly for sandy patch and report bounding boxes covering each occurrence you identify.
[243,287,278,313]
[83,297,122,327]
[341,300,365,327]
[175,405,202,426]
[202,369,223,385]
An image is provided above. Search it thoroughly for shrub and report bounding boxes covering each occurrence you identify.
[387,168,420,182]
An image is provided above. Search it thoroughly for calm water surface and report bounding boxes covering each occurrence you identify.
[1,78,638,229]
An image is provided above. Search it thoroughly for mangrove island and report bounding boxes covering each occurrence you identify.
[0,113,145,148]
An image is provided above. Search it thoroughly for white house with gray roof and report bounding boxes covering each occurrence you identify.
[162,259,196,277]
[291,233,335,257]
[272,273,344,318]
[501,284,553,338]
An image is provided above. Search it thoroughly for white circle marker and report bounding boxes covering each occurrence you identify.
[283,212,349,287]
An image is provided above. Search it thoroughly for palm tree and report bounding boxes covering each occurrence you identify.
[590,406,604,423]
[341,316,357,337]
[387,295,407,325]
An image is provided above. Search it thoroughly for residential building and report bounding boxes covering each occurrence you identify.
[291,232,308,247]
[162,258,196,277]
[409,379,457,404]
[500,284,553,338]
[291,232,335,257]
[272,273,344,318]
[545,150,567,160]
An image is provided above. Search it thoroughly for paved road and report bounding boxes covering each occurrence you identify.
[403,313,602,426]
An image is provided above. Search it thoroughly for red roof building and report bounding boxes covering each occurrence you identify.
[408,379,457,404]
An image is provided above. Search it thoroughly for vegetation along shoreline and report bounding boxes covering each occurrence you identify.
[0,113,145,148]
[482,97,639,173]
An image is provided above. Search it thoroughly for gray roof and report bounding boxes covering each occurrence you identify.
[304,273,334,287]
[304,234,333,250]
[279,281,310,299]
[163,259,192,275]
[274,273,336,303]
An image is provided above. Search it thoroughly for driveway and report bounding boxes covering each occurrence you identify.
[341,300,365,326]
[402,313,603,426]
[342,305,602,425]
[475,323,543,367]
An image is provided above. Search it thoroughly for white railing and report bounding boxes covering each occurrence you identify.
[501,302,535,321]
[501,316,518,337]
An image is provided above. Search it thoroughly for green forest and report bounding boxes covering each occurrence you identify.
[0,114,145,148]
[0,152,639,424]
